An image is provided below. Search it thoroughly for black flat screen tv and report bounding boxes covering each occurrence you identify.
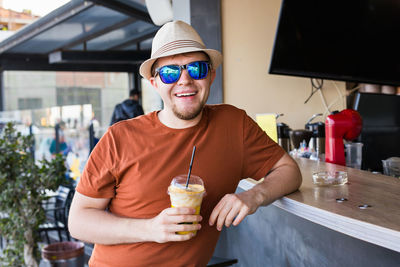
[269,0,400,86]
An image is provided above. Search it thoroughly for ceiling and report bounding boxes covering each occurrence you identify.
[0,0,158,72]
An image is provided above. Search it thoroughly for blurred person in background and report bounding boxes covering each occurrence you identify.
[49,121,71,156]
[110,89,144,125]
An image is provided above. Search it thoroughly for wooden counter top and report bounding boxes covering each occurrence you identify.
[239,157,400,252]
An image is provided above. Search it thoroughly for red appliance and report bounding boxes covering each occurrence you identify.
[325,109,363,165]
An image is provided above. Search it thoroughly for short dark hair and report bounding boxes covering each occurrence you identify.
[129,89,140,97]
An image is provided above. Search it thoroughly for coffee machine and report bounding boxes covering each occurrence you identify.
[277,122,291,152]
[305,113,325,156]
[276,114,292,152]
[325,109,362,166]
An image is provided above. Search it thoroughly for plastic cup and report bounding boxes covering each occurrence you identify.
[345,142,363,169]
[168,174,205,235]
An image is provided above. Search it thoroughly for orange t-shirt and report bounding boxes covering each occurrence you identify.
[76,104,284,267]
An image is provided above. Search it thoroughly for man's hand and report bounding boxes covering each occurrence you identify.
[208,153,302,232]
[208,190,260,231]
[69,193,203,245]
[148,207,203,243]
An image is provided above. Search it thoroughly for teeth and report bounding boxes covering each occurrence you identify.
[176,92,196,97]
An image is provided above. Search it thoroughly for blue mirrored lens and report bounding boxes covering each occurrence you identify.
[159,65,181,84]
[187,61,208,79]
[158,61,209,84]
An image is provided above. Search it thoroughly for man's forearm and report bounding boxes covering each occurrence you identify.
[208,154,301,230]
[249,154,302,207]
[68,192,202,244]
[68,206,152,245]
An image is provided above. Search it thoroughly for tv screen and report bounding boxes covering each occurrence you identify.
[269,0,400,86]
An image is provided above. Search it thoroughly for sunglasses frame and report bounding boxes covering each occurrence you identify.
[154,61,211,84]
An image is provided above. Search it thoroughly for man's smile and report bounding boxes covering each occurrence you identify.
[175,91,198,98]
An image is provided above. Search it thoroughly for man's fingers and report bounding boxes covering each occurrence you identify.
[163,208,202,224]
[167,232,195,242]
[162,223,201,242]
[209,194,253,231]
[209,199,224,226]
[224,204,241,228]
[168,214,202,224]
[209,195,234,229]
[172,223,202,233]
[165,207,196,215]
[215,200,233,231]
[232,208,248,226]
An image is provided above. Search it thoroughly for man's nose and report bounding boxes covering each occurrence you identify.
[177,68,193,85]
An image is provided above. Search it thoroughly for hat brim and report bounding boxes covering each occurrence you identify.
[139,47,222,80]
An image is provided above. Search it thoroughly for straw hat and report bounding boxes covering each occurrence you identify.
[139,20,222,80]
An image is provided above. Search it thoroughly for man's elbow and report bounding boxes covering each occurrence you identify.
[295,170,303,190]
[292,161,303,191]
[68,209,80,239]
[68,202,89,241]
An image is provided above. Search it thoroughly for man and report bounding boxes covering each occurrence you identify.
[69,21,302,266]
[110,88,144,125]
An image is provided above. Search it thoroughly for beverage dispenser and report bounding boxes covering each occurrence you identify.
[277,122,291,152]
[276,114,292,153]
[325,109,362,166]
[305,113,325,156]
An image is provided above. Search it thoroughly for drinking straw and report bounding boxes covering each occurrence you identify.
[185,146,196,188]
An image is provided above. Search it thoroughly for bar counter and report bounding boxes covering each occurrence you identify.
[213,158,400,267]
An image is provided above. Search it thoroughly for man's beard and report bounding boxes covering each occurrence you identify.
[172,100,206,120]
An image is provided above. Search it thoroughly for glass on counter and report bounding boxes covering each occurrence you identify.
[312,171,348,186]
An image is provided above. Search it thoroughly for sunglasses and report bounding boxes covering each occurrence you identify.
[154,61,211,84]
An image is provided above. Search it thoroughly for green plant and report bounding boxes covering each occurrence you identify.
[0,122,67,267]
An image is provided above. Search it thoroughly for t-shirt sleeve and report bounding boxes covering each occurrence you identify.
[241,113,285,180]
[76,128,118,198]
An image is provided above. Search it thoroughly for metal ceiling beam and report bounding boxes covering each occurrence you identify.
[51,17,138,53]
[108,27,158,50]
[0,53,142,72]
[48,50,150,64]
[0,1,94,54]
[90,0,153,23]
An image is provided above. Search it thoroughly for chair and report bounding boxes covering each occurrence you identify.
[39,185,75,243]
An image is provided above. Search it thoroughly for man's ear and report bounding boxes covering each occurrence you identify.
[149,77,162,95]
[149,77,158,89]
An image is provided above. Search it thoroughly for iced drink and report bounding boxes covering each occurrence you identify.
[168,175,205,235]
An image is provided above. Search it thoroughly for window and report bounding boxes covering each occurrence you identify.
[18,98,42,110]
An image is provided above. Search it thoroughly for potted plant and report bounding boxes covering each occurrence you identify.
[0,122,67,267]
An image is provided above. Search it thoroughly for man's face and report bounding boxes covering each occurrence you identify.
[150,52,216,122]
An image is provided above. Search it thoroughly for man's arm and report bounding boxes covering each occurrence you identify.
[68,192,203,244]
[209,153,302,231]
